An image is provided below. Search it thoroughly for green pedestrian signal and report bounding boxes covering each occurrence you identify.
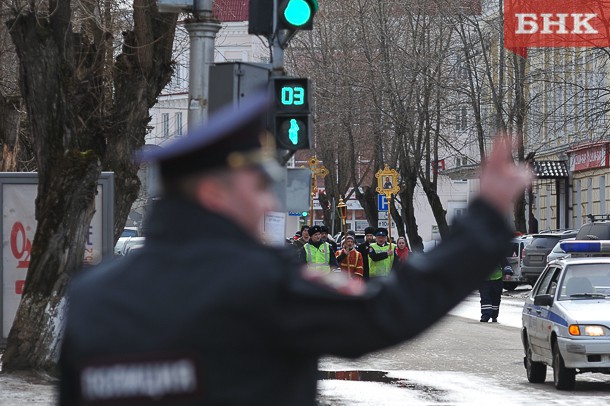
[277,117,309,149]
[288,119,300,145]
[270,77,312,150]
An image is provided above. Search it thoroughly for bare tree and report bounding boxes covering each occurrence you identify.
[2,0,176,372]
[287,0,476,249]
[0,1,29,172]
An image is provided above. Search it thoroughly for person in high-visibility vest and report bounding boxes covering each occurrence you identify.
[335,235,364,280]
[479,257,513,322]
[368,227,394,277]
[300,225,338,274]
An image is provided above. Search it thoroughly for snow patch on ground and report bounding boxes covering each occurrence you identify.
[318,369,608,405]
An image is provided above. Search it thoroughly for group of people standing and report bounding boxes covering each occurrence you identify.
[291,223,512,323]
[291,225,410,281]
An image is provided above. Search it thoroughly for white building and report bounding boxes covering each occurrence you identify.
[148,1,268,148]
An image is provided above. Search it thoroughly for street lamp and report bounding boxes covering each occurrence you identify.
[337,197,347,246]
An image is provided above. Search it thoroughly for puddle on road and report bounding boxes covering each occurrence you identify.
[318,370,448,403]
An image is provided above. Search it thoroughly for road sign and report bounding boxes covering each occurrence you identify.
[378,194,388,211]
[378,211,388,220]
[378,220,388,228]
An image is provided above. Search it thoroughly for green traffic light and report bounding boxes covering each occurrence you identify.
[283,0,312,27]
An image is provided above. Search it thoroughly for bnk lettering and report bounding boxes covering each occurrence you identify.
[516,13,598,34]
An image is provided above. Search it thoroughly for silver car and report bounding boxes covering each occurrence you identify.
[546,237,574,263]
[521,248,610,390]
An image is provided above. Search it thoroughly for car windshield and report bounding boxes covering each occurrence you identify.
[121,229,138,237]
[558,264,610,300]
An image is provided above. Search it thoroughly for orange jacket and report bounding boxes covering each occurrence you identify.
[335,249,364,279]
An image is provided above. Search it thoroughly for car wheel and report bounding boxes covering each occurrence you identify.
[552,341,575,390]
[524,338,546,383]
[503,282,519,291]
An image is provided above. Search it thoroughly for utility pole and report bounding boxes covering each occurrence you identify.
[186,0,221,130]
[157,0,221,131]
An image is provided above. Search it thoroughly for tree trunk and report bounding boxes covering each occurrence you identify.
[3,7,102,372]
[106,8,176,241]
[3,1,177,373]
[355,186,378,229]
[422,185,450,238]
[399,173,423,252]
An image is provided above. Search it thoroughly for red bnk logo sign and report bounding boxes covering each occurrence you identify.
[504,0,610,57]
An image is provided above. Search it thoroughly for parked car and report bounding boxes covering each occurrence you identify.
[504,234,534,291]
[576,218,610,240]
[114,236,145,256]
[521,240,610,390]
[521,230,578,285]
[546,238,574,263]
[121,226,140,238]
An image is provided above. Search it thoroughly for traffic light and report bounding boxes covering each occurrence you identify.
[277,0,318,31]
[248,0,274,36]
[248,0,318,39]
[270,77,312,150]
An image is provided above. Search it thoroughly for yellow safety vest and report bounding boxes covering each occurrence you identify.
[369,243,392,277]
[305,242,331,274]
[488,266,503,281]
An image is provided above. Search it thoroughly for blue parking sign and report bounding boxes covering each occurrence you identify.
[378,194,388,211]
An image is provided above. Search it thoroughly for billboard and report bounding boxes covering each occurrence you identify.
[1,173,114,341]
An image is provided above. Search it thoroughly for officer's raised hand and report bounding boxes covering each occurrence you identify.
[479,136,532,215]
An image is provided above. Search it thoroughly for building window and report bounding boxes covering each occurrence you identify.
[454,156,468,167]
[175,65,184,87]
[576,179,582,226]
[456,106,467,130]
[601,176,606,215]
[175,112,183,136]
[162,113,169,137]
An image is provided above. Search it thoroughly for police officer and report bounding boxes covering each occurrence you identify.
[479,257,514,322]
[357,226,375,280]
[300,225,339,273]
[58,92,531,405]
[368,227,394,277]
[320,225,338,253]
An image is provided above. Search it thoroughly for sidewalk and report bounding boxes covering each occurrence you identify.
[0,351,56,405]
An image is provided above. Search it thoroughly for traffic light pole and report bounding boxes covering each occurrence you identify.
[186,0,221,131]
[271,37,285,71]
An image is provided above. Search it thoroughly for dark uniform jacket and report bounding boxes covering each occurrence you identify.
[356,240,371,279]
[59,197,511,405]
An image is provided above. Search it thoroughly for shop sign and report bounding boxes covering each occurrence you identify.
[569,144,609,172]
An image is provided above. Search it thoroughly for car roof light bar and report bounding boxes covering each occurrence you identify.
[560,240,610,253]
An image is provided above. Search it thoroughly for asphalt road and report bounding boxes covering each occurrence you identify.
[319,297,610,405]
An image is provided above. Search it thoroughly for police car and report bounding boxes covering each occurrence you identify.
[521,240,610,390]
